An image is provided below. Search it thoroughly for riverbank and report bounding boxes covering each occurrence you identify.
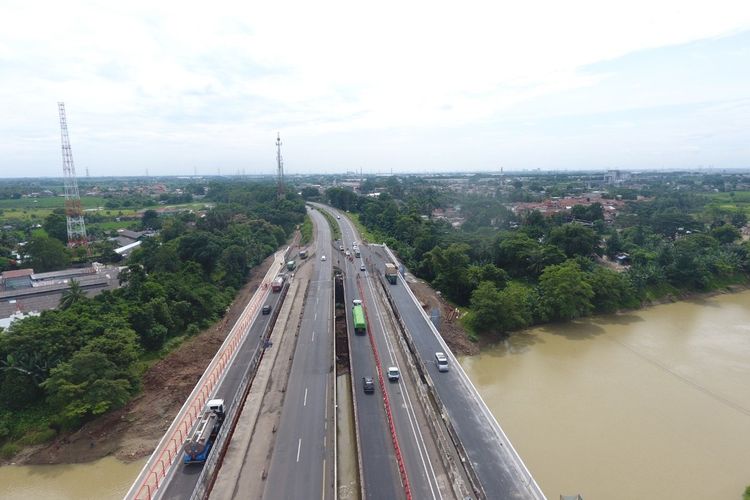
[408,272,750,355]
[8,256,745,466]
[3,250,280,466]
[459,288,750,499]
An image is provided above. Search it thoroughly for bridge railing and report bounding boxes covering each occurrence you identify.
[381,244,545,499]
[125,251,285,500]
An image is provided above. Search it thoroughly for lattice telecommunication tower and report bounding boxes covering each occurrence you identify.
[57,102,88,248]
[276,133,285,199]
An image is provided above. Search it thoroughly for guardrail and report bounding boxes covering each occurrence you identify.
[126,251,285,500]
[381,244,544,499]
[374,270,475,500]
[356,274,412,500]
[190,280,291,500]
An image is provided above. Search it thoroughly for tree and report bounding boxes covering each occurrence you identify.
[141,209,161,230]
[548,223,601,258]
[467,281,502,333]
[538,261,594,320]
[495,232,539,275]
[468,263,508,290]
[711,224,740,245]
[42,350,133,420]
[587,267,636,313]
[43,210,69,243]
[495,282,535,333]
[26,235,70,272]
[300,187,321,200]
[605,231,624,258]
[59,279,86,310]
[428,243,473,304]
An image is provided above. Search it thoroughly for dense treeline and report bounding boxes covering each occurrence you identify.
[327,182,750,337]
[0,183,303,455]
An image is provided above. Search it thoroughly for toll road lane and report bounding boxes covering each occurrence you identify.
[159,279,286,500]
[367,246,544,499]
[334,209,444,500]
[262,208,335,500]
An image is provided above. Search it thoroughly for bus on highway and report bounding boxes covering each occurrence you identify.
[352,303,366,335]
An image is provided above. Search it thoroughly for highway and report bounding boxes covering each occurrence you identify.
[334,210,450,500]
[261,208,336,499]
[157,268,286,500]
[339,236,404,500]
[366,245,544,498]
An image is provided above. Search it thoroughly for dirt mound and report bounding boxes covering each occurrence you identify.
[407,277,479,356]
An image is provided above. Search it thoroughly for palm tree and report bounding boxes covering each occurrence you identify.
[59,279,86,310]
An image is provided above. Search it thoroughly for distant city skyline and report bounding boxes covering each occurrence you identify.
[1,2,750,178]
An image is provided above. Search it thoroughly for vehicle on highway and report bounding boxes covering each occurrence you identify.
[321,255,326,261]
[360,264,366,271]
[352,301,366,335]
[337,215,341,219]
[352,299,362,305]
[345,250,350,257]
[271,276,284,293]
[385,262,398,284]
[183,399,225,464]
[262,305,271,315]
[387,366,400,381]
[339,244,344,251]
[362,376,375,393]
[435,352,449,372]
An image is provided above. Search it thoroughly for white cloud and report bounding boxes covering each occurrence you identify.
[0,0,749,174]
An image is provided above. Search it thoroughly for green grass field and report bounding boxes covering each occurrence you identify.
[703,191,750,216]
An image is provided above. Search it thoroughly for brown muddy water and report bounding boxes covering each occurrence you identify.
[0,456,145,499]
[460,290,750,500]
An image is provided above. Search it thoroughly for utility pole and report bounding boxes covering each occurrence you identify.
[58,102,88,249]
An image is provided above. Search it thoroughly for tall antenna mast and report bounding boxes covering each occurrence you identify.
[58,102,88,249]
[276,132,285,199]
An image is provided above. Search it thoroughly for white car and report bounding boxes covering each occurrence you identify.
[321,255,326,261]
[336,215,341,219]
[387,366,400,381]
[435,352,449,372]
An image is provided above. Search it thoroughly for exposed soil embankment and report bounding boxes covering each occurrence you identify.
[9,251,279,466]
[407,276,479,356]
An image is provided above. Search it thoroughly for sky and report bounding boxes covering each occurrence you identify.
[1,1,750,177]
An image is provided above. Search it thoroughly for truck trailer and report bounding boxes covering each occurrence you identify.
[183,399,225,464]
[384,263,398,284]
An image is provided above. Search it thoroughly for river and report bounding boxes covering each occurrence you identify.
[460,290,750,500]
[0,456,145,499]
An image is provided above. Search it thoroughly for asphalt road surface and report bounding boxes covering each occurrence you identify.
[335,210,447,500]
[366,245,544,499]
[262,208,336,500]
[158,268,285,500]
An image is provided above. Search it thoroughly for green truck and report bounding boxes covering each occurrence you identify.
[287,260,296,271]
[352,300,366,334]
